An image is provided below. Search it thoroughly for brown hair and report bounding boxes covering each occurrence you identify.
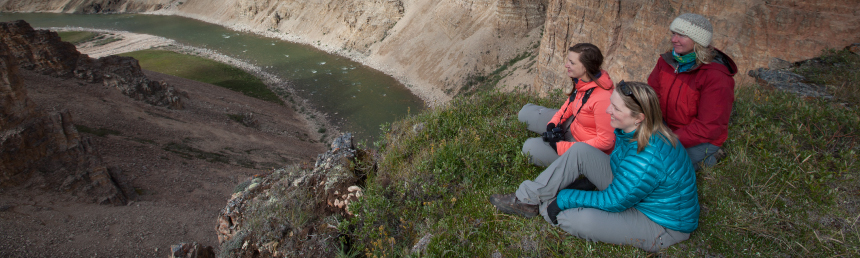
[567,43,609,96]
[616,81,678,152]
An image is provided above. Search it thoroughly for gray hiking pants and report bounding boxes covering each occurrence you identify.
[518,104,571,166]
[686,143,723,171]
[515,143,690,252]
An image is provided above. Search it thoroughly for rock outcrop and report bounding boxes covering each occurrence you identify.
[215,133,371,257]
[748,67,833,100]
[0,43,126,205]
[0,20,184,109]
[533,0,860,94]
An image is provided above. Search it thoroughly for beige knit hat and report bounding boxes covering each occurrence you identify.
[669,13,713,47]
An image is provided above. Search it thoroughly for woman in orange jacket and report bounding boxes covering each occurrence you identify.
[518,43,615,167]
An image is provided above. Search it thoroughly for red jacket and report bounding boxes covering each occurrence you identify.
[647,49,737,147]
[549,71,615,155]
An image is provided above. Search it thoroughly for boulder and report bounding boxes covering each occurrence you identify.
[748,67,832,99]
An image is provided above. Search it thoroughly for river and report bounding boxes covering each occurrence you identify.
[0,12,425,142]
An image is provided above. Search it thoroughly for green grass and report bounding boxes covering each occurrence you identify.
[119,50,284,104]
[57,31,100,45]
[343,50,860,256]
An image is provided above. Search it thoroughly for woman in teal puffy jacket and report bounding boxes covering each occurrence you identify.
[490,81,699,252]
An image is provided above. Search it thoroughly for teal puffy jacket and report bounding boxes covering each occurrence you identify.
[556,128,700,233]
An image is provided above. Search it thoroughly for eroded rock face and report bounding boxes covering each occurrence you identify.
[0,20,184,109]
[0,43,126,205]
[533,0,860,94]
[0,20,81,77]
[215,133,372,257]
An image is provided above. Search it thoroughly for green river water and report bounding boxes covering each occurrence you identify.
[0,13,425,142]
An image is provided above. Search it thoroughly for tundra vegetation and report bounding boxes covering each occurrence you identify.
[342,48,860,257]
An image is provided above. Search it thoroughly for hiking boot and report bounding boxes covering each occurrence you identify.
[489,193,539,218]
[713,148,727,161]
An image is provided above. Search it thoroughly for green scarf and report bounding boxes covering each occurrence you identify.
[673,50,697,73]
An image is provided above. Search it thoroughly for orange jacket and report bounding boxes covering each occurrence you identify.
[549,71,615,155]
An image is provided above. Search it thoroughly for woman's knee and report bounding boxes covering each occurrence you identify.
[557,208,602,237]
[518,104,537,123]
[567,142,599,153]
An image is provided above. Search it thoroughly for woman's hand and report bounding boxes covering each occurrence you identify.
[546,123,557,132]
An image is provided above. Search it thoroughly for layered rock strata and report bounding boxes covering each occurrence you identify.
[0,43,126,205]
[0,20,184,109]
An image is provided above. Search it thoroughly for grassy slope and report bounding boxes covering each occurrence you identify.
[119,49,283,105]
[344,49,860,257]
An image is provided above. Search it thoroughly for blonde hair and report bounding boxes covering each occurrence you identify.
[617,81,678,152]
[668,42,715,66]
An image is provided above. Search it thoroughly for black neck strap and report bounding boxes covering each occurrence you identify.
[557,87,596,126]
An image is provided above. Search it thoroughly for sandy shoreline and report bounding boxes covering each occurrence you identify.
[46,26,336,141]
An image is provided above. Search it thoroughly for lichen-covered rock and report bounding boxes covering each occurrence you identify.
[215,133,374,257]
[748,67,833,100]
[0,20,185,109]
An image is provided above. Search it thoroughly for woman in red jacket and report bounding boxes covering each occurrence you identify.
[647,13,737,170]
[518,43,615,167]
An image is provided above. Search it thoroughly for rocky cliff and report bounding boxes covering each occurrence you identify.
[533,0,860,93]
[0,42,126,204]
[2,0,858,99]
[0,20,185,108]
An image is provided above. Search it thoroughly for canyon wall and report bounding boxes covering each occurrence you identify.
[1,0,858,99]
[0,0,548,103]
[535,0,860,93]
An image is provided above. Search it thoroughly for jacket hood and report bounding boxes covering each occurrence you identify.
[660,49,737,76]
[573,70,613,91]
